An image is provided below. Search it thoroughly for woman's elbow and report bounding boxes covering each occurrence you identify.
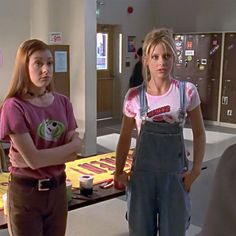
[25,158,39,170]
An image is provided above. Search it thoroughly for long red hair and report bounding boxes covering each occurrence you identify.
[3,39,54,101]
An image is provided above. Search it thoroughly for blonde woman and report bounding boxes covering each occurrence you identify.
[115,28,205,236]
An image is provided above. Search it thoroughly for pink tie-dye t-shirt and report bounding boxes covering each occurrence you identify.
[123,79,200,133]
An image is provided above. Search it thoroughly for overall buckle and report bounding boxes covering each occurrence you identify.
[38,178,50,191]
[141,116,146,124]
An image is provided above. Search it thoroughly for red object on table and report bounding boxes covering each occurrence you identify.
[114,180,126,190]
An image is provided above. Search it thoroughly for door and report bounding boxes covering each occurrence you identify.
[220,33,236,123]
[49,45,70,98]
[97,24,114,119]
[195,33,222,121]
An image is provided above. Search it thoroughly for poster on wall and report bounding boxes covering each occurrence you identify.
[128,36,136,53]
[54,51,67,73]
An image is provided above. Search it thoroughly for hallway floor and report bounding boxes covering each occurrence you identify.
[1,118,236,236]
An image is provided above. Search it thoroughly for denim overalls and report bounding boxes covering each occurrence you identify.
[127,81,190,236]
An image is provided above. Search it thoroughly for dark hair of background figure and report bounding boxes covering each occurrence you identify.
[129,47,143,88]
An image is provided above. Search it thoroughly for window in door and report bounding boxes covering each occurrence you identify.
[96,33,108,70]
[97,25,113,78]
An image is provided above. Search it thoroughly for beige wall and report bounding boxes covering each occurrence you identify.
[0,0,31,101]
[0,0,97,156]
[153,0,236,32]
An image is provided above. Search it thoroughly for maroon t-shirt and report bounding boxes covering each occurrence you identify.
[0,93,77,178]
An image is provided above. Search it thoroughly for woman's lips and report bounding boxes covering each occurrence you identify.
[158,68,166,72]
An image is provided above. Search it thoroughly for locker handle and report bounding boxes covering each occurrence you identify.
[225,80,231,83]
[185,59,188,68]
[197,59,200,68]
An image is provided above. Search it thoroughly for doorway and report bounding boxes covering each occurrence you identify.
[96,24,114,119]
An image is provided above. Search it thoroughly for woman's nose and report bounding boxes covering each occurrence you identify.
[42,64,50,73]
[158,57,165,65]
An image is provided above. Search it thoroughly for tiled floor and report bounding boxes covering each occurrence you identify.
[1,118,236,236]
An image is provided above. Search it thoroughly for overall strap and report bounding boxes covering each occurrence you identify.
[178,80,186,126]
[139,84,148,120]
[179,80,189,170]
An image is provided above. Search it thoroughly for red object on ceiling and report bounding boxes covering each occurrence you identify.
[127,6,134,14]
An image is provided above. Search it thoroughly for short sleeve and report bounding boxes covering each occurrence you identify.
[185,82,201,111]
[0,98,29,140]
[122,88,139,118]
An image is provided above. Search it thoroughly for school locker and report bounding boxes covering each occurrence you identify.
[220,33,236,124]
[174,34,196,85]
[174,33,222,121]
[195,33,222,121]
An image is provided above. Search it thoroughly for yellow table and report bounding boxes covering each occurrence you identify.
[0,151,133,210]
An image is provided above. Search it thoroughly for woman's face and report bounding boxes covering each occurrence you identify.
[146,42,174,80]
[28,49,53,89]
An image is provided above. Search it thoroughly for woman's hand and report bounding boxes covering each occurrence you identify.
[114,171,131,186]
[69,131,84,154]
[66,153,79,162]
[182,168,201,192]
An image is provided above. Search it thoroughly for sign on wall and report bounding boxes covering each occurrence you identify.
[49,32,63,44]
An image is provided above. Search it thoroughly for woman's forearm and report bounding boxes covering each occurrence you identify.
[115,135,132,174]
[192,132,206,172]
[10,133,81,169]
[29,139,81,169]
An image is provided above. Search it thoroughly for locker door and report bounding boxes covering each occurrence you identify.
[184,34,197,84]
[195,34,210,105]
[207,33,222,121]
[220,33,236,123]
[195,34,222,121]
[174,34,186,79]
[174,34,196,84]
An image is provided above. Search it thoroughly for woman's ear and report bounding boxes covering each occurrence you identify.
[143,56,148,66]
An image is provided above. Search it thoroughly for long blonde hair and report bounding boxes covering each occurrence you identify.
[142,28,177,84]
[3,39,54,101]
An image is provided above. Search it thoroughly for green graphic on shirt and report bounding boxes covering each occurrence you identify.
[37,119,65,141]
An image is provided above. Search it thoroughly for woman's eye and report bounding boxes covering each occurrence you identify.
[151,55,158,60]
[35,61,42,67]
[48,61,53,66]
[164,54,171,60]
